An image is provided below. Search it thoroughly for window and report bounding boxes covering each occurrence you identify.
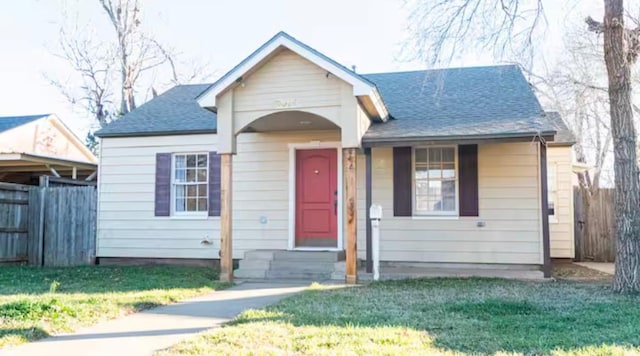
[414,146,457,215]
[547,164,557,221]
[173,153,208,213]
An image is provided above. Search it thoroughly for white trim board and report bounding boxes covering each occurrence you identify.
[288,141,343,251]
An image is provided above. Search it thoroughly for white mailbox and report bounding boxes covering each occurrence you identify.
[369,204,382,281]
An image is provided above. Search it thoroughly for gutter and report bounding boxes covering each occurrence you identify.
[96,129,217,138]
[361,130,557,147]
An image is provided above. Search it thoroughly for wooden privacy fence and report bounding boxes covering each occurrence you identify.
[0,183,96,266]
[574,187,615,262]
[0,183,29,263]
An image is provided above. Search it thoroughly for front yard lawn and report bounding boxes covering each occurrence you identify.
[161,278,640,355]
[0,266,224,348]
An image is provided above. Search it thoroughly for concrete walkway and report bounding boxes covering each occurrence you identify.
[575,262,615,275]
[4,282,309,356]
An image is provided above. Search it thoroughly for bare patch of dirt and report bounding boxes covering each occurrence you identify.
[553,262,612,281]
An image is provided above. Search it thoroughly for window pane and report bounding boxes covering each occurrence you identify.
[186,198,197,211]
[415,167,429,180]
[186,185,197,197]
[175,185,186,199]
[198,198,208,211]
[175,169,186,183]
[415,148,428,163]
[186,169,196,182]
[197,154,207,168]
[429,147,441,162]
[175,198,185,212]
[198,184,208,198]
[187,155,196,168]
[175,155,186,169]
[441,147,455,162]
[197,169,207,182]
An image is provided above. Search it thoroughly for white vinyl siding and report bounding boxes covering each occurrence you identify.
[547,146,575,258]
[98,134,219,259]
[547,163,557,221]
[98,131,341,260]
[355,142,543,265]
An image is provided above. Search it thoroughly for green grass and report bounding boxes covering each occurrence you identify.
[160,279,640,355]
[0,266,225,348]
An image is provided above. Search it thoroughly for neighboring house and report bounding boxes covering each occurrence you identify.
[0,114,97,185]
[95,32,575,282]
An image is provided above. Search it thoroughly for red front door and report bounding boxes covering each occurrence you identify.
[295,148,338,248]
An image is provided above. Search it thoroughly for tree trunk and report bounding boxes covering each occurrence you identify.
[120,65,128,115]
[603,0,640,292]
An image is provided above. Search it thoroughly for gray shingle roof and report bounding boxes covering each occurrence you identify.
[545,111,575,145]
[361,65,553,143]
[0,114,49,133]
[95,84,216,137]
[95,65,555,142]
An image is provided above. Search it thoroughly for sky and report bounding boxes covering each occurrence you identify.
[0,0,603,138]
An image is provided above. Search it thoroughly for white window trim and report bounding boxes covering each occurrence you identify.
[411,145,459,217]
[171,152,209,218]
[548,163,558,224]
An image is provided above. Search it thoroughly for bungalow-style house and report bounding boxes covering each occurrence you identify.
[95,32,575,283]
[0,114,97,185]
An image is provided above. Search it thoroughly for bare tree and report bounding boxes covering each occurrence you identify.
[47,26,116,128]
[529,25,612,194]
[98,0,167,114]
[406,0,640,292]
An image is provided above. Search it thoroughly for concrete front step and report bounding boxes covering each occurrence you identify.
[269,260,336,272]
[266,270,332,281]
[273,250,345,262]
[234,268,267,279]
[238,259,271,270]
[234,249,345,281]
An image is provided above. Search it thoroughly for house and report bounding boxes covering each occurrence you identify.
[95,32,575,283]
[0,114,97,185]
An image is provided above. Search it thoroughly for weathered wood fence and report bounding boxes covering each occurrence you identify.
[574,187,615,262]
[0,183,96,266]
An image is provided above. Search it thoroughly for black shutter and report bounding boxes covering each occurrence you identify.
[458,144,479,217]
[155,153,171,216]
[208,152,221,216]
[393,147,412,216]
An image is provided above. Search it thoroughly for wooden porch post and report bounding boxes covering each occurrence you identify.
[539,141,552,278]
[344,148,358,284]
[220,153,233,283]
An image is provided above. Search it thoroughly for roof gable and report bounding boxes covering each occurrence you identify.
[0,114,97,163]
[196,32,388,120]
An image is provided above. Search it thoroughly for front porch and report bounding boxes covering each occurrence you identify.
[234,249,545,281]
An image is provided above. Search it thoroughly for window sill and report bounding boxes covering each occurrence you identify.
[170,215,216,220]
[411,215,460,220]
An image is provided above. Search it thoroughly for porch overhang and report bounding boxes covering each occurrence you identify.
[196,32,389,121]
[0,152,98,183]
